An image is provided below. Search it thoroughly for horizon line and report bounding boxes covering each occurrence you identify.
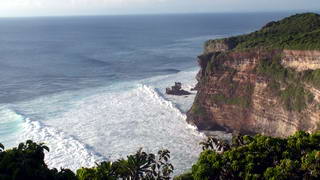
[0,9,319,19]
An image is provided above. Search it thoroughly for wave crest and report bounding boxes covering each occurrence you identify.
[20,118,104,171]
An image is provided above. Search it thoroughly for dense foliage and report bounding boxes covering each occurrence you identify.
[0,141,173,180]
[0,140,76,180]
[3,131,320,179]
[77,149,173,180]
[206,13,320,50]
[175,131,320,180]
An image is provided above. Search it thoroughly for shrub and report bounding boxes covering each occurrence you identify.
[188,131,320,180]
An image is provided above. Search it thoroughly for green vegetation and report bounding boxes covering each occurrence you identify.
[204,52,237,75]
[303,69,320,89]
[176,131,320,180]
[256,54,292,82]
[256,54,316,111]
[4,131,320,179]
[205,53,223,75]
[0,141,173,180]
[173,172,193,180]
[76,149,173,180]
[0,140,76,180]
[207,13,320,50]
[280,84,314,111]
[190,103,206,115]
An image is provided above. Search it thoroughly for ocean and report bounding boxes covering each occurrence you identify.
[0,12,293,174]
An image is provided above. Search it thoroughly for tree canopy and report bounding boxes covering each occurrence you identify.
[3,131,320,179]
[175,131,320,180]
[206,13,320,50]
[0,141,173,180]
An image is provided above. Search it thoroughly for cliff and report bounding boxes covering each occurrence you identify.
[187,13,320,137]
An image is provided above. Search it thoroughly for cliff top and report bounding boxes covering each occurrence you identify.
[206,13,320,51]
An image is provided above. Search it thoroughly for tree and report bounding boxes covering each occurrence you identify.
[0,140,76,180]
[187,131,320,180]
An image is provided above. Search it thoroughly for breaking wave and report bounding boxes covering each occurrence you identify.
[20,119,104,171]
[1,69,204,174]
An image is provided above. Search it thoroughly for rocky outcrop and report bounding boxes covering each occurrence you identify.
[204,39,236,54]
[166,82,191,96]
[187,48,320,137]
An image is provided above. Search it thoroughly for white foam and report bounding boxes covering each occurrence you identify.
[20,119,102,171]
[40,83,204,174]
[3,69,206,174]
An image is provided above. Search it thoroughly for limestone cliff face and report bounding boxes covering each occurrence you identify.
[187,44,320,137]
[282,50,320,71]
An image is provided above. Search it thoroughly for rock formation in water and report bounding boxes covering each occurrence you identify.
[187,13,320,137]
[166,82,191,96]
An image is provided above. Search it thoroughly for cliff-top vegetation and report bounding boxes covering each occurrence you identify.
[206,13,320,50]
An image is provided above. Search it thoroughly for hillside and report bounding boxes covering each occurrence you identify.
[205,13,320,51]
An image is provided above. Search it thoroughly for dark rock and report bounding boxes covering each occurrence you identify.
[190,87,197,91]
[166,82,191,96]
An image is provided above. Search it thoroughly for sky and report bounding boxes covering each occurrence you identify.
[0,0,319,17]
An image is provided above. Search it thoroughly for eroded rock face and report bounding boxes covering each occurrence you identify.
[187,49,320,137]
[282,50,320,71]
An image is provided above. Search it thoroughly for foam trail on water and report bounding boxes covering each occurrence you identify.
[20,118,103,171]
[32,82,204,174]
[4,69,205,175]
[141,85,186,119]
[141,85,205,136]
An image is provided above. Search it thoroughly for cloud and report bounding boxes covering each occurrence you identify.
[0,0,167,9]
[0,0,318,17]
[0,0,170,16]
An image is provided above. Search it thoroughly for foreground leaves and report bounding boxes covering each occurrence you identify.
[77,148,173,180]
[0,140,173,180]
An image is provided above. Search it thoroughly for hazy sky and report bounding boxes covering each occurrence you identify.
[0,0,319,17]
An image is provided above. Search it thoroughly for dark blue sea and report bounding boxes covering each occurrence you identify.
[0,12,293,173]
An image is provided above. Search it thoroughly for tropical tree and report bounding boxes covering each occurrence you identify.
[184,131,320,180]
[0,140,76,180]
[77,148,174,180]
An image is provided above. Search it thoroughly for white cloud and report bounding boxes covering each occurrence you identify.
[0,0,169,16]
[0,0,166,9]
[0,0,318,17]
